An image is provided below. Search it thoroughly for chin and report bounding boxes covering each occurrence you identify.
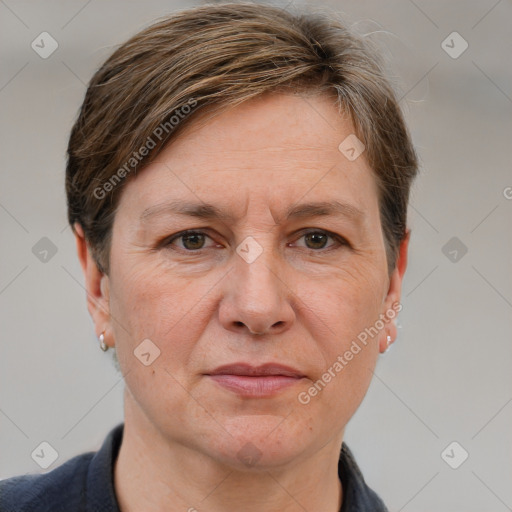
[205,414,314,470]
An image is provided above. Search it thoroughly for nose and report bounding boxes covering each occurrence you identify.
[218,243,296,337]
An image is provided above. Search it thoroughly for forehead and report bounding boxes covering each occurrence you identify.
[118,92,380,224]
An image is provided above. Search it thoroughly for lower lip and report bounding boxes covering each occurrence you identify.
[208,375,303,397]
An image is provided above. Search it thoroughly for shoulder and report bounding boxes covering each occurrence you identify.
[0,451,94,512]
[0,423,123,512]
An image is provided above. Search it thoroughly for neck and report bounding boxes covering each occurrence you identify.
[114,392,343,512]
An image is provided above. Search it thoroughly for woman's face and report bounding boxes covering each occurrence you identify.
[87,92,407,468]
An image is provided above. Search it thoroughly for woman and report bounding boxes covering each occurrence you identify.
[0,2,418,510]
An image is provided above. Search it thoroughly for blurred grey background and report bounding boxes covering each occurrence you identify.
[1,1,511,510]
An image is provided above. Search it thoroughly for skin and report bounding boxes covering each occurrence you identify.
[75,91,409,512]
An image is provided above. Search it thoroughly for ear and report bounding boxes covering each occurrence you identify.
[378,229,410,353]
[74,222,113,349]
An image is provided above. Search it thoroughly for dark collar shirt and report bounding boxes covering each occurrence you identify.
[0,423,388,512]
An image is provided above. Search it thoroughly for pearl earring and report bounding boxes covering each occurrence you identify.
[383,334,392,354]
[99,332,109,352]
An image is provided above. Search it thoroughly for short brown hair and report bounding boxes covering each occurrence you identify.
[66,1,419,277]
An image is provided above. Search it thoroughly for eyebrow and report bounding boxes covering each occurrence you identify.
[139,199,365,225]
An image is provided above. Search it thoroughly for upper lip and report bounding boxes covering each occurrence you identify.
[206,363,305,378]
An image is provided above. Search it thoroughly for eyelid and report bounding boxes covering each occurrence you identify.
[163,227,349,253]
[291,228,349,249]
[164,229,218,250]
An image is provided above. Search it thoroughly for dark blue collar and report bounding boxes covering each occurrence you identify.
[0,422,388,511]
[85,422,123,511]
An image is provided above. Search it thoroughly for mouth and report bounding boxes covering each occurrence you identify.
[205,363,306,397]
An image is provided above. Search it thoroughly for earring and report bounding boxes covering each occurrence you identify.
[99,332,109,352]
[383,334,393,354]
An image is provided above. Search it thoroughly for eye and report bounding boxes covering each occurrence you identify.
[292,229,348,251]
[165,230,217,251]
[163,228,348,254]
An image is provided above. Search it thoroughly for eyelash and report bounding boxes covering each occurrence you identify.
[163,229,349,254]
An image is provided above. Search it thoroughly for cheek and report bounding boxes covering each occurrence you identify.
[297,263,385,343]
[108,266,211,425]
[113,260,179,325]
[299,278,381,426]
[294,265,383,401]
[109,262,215,366]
